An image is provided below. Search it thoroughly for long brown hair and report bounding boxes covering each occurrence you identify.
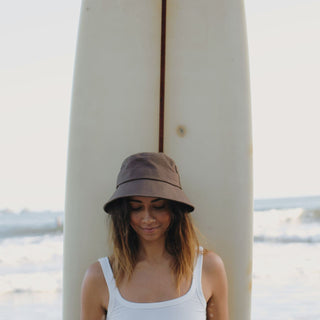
[107,198,200,288]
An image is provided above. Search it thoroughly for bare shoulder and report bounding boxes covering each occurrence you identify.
[80,261,109,319]
[84,261,105,282]
[201,250,228,304]
[81,261,105,293]
[202,250,226,277]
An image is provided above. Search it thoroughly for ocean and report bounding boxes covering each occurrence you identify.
[0,196,320,319]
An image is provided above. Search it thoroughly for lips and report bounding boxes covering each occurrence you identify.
[141,226,160,233]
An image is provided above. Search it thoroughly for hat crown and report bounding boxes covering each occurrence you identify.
[117,152,181,189]
[104,152,194,213]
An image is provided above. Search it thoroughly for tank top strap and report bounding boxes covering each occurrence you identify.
[193,247,207,306]
[98,257,116,312]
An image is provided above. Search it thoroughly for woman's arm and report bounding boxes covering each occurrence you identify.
[203,251,229,320]
[80,262,109,320]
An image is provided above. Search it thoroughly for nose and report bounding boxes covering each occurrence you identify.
[141,208,155,223]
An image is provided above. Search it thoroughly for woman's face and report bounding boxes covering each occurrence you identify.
[128,196,171,242]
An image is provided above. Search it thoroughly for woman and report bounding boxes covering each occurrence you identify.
[81,152,229,320]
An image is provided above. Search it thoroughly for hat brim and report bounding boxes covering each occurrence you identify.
[103,179,194,213]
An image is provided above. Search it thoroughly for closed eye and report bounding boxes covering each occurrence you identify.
[153,205,165,210]
[129,206,143,211]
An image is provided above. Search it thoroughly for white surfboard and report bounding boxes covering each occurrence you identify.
[63,1,253,319]
[164,2,253,320]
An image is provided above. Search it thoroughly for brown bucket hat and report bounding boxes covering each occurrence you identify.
[103,152,194,213]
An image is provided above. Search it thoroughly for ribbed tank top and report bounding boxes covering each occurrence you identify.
[98,250,207,320]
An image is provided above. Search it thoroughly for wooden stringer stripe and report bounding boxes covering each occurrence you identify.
[159,0,167,152]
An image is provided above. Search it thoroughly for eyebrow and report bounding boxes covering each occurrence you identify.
[128,198,163,203]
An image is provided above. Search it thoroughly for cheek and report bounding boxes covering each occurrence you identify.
[129,213,139,227]
[160,212,171,226]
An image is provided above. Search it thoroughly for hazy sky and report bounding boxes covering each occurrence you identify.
[1,0,319,211]
[246,0,320,199]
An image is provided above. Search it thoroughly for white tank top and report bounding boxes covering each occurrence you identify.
[98,250,207,320]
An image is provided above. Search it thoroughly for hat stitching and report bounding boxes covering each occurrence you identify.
[117,178,182,190]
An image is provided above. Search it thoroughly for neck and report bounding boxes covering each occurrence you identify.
[137,238,170,264]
